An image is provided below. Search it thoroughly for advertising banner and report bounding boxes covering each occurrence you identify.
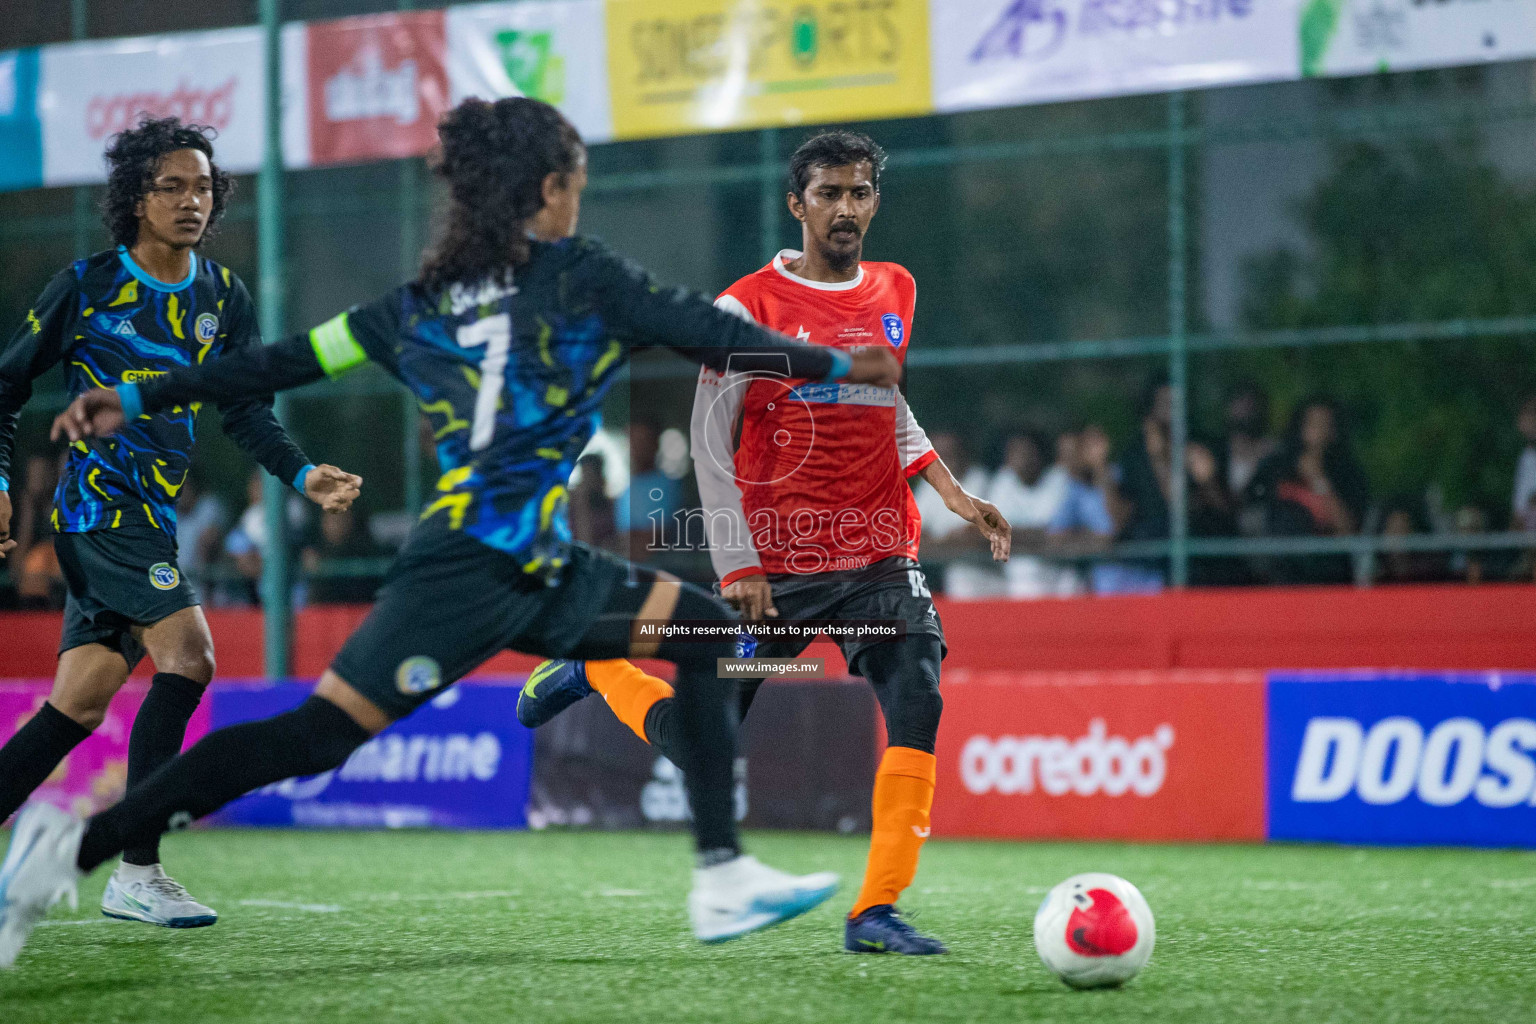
[1268,672,1536,847]
[447,0,613,143]
[933,670,1267,841]
[932,0,1296,113]
[289,10,450,169]
[1301,0,1536,78]
[605,0,932,140]
[0,50,42,192]
[209,680,533,829]
[0,680,211,820]
[529,679,877,832]
[39,27,265,187]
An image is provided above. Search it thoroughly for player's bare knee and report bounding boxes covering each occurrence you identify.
[52,695,109,732]
[161,645,216,686]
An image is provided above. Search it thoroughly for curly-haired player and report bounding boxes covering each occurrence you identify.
[0,118,360,928]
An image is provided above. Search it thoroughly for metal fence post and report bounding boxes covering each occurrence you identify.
[399,0,423,519]
[70,0,90,259]
[759,128,780,267]
[258,0,292,679]
[1167,91,1190,589]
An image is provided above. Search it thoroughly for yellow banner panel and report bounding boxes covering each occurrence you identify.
[606,0,932,140]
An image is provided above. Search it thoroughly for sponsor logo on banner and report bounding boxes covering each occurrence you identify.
[211,681,532,829]
[1300,0,1536,77]
[931,0,1295,113]
[39,28,265,186]
[933,672,1266,841]
[1269,672,1536,846]
[446,1,613,142]
[0,49,42,192]
[605,0,931,140]
[0,680,211,818]
[303,10,449,167]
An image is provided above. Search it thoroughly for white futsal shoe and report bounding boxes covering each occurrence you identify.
[0,803,85,968]
[102,862,218,929]
[688,854,839,943]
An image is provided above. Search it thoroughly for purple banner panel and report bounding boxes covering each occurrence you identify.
[209,680,532,829]
[1,679,211,822]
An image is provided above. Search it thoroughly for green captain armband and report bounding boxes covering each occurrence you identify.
[309,312,368,377]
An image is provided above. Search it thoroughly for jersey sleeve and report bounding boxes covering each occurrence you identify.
[691,293,764,584]
[896,391,937,478]
[581,241,842,381]
[0,269,77,489]
[212,277,316,491]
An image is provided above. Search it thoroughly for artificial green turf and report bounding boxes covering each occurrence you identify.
[2,829,1534,1023]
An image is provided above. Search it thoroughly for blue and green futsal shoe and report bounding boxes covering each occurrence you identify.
[844,904,949,955]
[516,659,594,729]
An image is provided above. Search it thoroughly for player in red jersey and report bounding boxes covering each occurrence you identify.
[517,131,1010,954]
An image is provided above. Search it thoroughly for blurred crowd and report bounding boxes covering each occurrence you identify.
[7,383,1536,610]
[912,381,1536,599]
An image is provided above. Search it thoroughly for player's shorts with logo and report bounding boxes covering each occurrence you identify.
[735,556,946,664]
[53,525,198,669]
[332,524,639,719]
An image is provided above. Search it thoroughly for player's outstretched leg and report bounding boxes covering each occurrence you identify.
[844,636,948,956]
[0,690,370,967]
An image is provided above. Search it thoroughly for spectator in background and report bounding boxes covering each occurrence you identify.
[302,504,386,604]
[616,419,681,556]
[175,471,229,596]
[569,453,617,552]
[1246,399,1369,585]
[11,452,65,609]
[1375,495,1445,585]
[912,431,1004,598]
[1048,424,1161,595]
[1218,381,1278,537]
[221,468,307,606]
[1113,380,1235,586]
[988,429,1076,597]
[1511,396,1536,532]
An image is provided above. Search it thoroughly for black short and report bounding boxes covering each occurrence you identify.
[331,526,635,719]
[53,526,198,670]
[743,557,945,664]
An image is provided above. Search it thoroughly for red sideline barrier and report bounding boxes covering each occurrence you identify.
[931,670,1267,841]
[2,583,1534,679]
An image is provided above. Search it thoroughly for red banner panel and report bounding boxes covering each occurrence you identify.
[932,670,1266,841]
[305,10,448,166]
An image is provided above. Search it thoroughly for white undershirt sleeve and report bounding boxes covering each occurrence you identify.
[690,295,765,582]
[896,391,935,474]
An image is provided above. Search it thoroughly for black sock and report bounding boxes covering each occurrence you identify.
[644,681,760,768]
[0,702,91,826]
[122,673,206,866]
[666,661,740,857]
[78,696,370,873]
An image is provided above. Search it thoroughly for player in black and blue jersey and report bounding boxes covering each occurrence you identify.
[0,118,359,930]
[0,97,901,964]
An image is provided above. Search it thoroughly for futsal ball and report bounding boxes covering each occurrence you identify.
[1033,872,1155,989]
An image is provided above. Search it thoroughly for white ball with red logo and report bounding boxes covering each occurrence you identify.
[1033,872,1155,989]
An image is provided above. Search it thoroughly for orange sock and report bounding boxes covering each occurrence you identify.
[850,746,937,918]
[585,660,673,743]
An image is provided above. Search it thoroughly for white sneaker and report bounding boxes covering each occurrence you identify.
[688,854,839,944]
[0,804,84,969]
[102,863,217,929]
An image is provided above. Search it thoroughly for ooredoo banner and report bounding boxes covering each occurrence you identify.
[209,680,533,829]
[38,27,265,187]
[284,10,450,169]
[447,0,613,144]
[933,670,1267,841]
[605,0,932,140]
[0,680,211,821]
[1268,672,1536,847]
[932,0,1295,113]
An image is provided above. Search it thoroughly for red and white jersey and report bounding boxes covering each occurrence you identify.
[691,250,937,583]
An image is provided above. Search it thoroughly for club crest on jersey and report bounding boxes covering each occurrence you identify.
[396,656,442,696]
[880,314,904,347]
[196,314,219,341]
[148,562,180,591]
